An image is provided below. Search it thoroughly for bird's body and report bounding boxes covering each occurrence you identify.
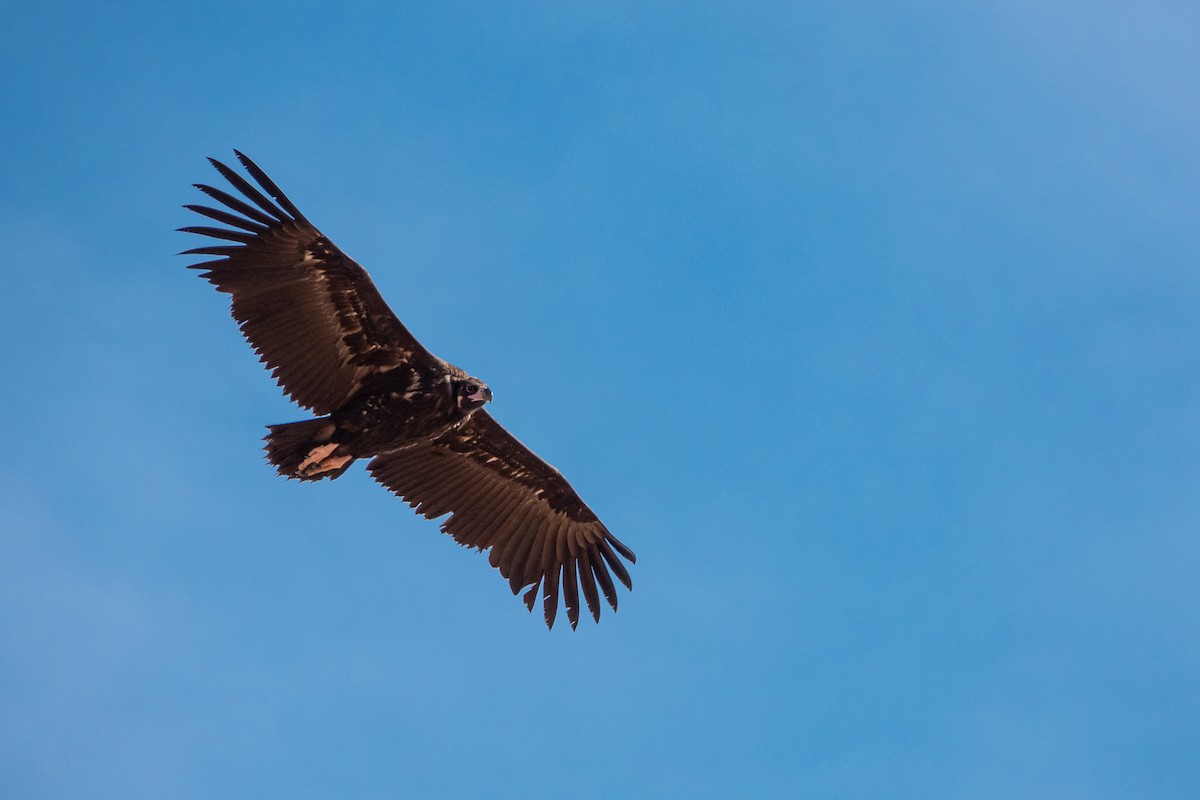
[269,363,490,480]
[181,152,634,629]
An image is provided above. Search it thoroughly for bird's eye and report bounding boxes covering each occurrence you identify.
[462,384,476,395]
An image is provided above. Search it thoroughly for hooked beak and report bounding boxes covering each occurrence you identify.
[468,386,493,403]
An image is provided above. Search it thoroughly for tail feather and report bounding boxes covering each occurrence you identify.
[263,418,354,480]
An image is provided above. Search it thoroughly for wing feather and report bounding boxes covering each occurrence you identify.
[178,225,259,244]
[562,559,581,629]
[367,410,635,628]
[507,516,550,594]
[590,546,620,612]
[522,579,541,612]
[542,562,562,629]
[488,502,542,573]
[535,515,565,590]
[576,549,602,623]
[194,182,279,226]
[479,492,534,558]
[207,155,293,223]
[596,538,633,591]
[233,150,312,220]
[456,477,510,549]
[182,203,269,233]
[497,512,537,589]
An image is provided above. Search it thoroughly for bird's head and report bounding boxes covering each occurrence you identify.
[455,378,493,413]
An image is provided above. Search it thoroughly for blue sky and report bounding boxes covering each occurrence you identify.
[2,2,1198,797]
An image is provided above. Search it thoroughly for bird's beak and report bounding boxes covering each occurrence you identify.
[469,386,493,403]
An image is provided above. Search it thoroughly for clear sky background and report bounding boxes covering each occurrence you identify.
[2,2,1198,798]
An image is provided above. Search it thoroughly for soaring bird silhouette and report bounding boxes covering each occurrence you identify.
[181,152,635,629]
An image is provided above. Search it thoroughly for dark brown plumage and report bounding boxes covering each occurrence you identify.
[180,151,634,629]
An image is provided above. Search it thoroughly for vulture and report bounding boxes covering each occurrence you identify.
[180,151,634,629]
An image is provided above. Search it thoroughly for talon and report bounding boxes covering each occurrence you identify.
[298,442,341,474]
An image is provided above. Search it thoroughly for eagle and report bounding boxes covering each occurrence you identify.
[180,151,635,629]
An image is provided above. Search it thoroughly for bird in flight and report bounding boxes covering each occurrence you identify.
[180,151,635,629]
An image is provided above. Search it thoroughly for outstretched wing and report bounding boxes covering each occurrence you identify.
[180,151,443,414]
[368,411,636,629]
